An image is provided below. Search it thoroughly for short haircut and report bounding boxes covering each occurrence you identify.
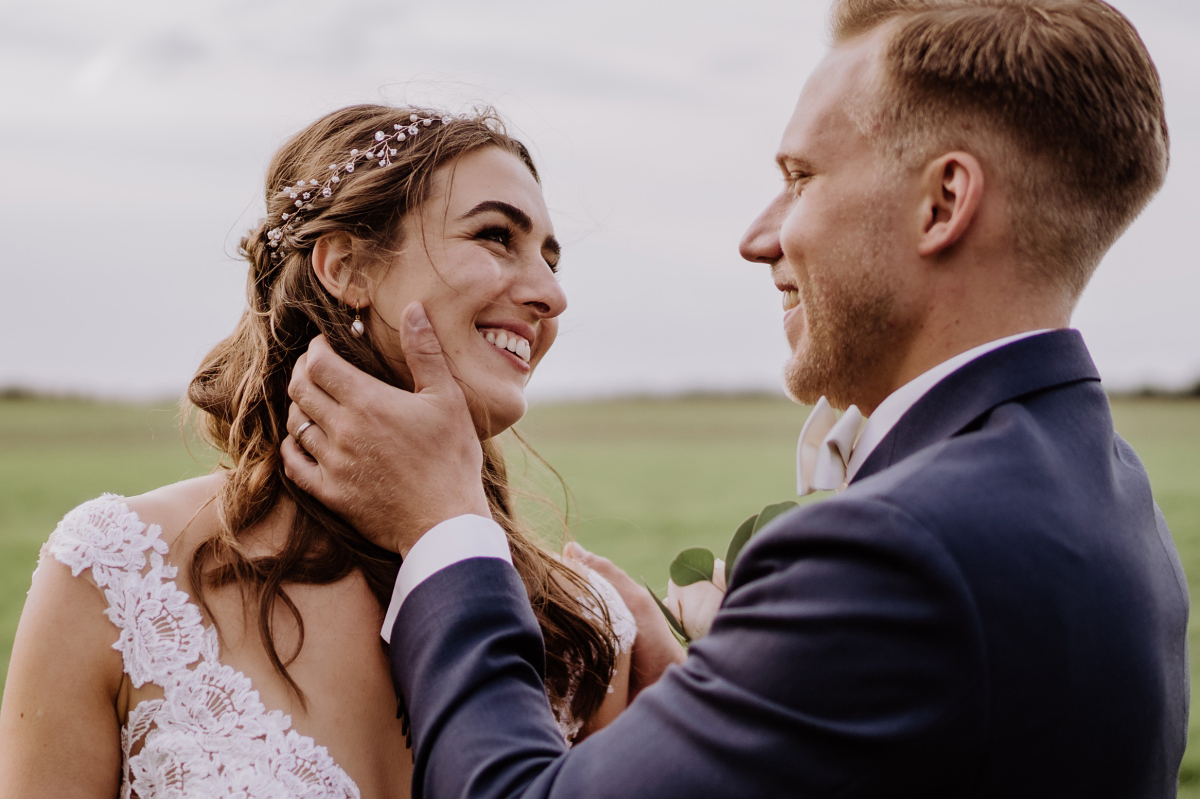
[831,0,1168,296]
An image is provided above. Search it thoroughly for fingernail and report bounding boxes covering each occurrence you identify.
[564,542,589,560]
[405,302,430,331]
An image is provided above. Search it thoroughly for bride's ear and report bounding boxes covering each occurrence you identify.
[312,233,369,309]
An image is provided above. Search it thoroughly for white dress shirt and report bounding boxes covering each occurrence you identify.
[844,329,1049,482]
[381,329,1052,641]
[380,514,513,642]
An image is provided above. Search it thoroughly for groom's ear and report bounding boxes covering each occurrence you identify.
[916,151,985,259]
[312,233,369,308]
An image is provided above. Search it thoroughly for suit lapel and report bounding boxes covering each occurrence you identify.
[852,329,1101,483]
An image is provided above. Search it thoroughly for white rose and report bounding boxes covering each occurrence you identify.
[666,558,726,641]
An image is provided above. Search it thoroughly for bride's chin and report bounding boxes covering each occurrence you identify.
[468,393,527,441]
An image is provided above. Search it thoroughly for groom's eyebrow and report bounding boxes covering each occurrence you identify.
[776,154,818,175]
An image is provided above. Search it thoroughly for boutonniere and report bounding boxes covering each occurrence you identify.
[648,501,797,643]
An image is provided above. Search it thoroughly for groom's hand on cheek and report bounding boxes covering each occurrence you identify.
[281,302,491,555]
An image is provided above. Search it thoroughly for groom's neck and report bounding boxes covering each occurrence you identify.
[854,269,1073,415]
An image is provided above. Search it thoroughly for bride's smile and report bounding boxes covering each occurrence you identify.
[479,324,535,365]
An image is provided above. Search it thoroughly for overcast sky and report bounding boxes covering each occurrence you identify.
[1,0,1196,401]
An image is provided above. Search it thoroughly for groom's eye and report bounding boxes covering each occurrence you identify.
[785,172,811,193]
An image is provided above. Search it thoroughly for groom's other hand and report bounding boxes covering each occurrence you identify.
[282,302,490,555]
[565,543,687,699]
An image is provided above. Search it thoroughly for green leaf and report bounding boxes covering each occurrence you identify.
[642,579,690,643]
[670,547,715,587]
[725,502,801,579]
[724,513,758,577]
[751,501,799,534]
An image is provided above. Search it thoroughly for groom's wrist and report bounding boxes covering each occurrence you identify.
[394,485,492,556]
[380,514,511,643]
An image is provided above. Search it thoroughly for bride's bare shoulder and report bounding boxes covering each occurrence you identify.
[122,472,226,550]
[0,478,226,793]
[34,473,226,582]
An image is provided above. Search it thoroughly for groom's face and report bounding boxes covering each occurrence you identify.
[740,28,925,412]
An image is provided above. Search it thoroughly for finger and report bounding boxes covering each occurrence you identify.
[286,401,310,436]
[288,350,340,428]
[287,404,330,460]
[303,335,366,405]
[281,435,323,494]
[565,541,615,575]
[566,543,640,596]
[401,302,457,395]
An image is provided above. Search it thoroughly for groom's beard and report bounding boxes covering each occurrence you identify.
[784,281,896,410]
[783,213,914,412]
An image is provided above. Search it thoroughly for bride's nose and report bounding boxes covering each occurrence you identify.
[513,261,567,319]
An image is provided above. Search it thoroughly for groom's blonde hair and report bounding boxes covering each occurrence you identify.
[831,0,1168,297]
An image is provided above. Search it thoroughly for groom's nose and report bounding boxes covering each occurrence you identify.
[739,195,785,266]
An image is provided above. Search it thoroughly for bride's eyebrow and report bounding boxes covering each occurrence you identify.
[459,201,532,233]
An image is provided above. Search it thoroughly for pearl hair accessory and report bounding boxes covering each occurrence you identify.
[265,112,454,257]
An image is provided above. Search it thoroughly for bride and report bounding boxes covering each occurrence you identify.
[0,104,635,798]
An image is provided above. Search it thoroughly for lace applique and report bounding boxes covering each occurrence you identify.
[580,567,638,655]
[44,495,360,799]
[554,565,639,742]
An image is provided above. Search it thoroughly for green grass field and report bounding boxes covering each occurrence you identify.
[2,394,1199,790]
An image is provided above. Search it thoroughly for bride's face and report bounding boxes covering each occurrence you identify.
[366,146,566,438]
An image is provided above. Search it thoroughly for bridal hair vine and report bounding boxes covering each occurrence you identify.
[265,112,455,256]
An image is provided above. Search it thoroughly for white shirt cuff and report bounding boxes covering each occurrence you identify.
[380,514,511,643]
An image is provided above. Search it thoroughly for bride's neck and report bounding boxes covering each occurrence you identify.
[232,488,300,559]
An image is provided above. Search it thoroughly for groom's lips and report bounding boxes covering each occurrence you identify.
[775,281,801,313]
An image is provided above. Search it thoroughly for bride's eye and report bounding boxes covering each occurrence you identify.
[475,226,513,248]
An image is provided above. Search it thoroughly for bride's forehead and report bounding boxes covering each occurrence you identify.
[434,149,548,217]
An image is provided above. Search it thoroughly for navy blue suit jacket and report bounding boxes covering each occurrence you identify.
[389,330,1189,798]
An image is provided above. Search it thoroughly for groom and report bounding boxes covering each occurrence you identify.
[284,0,1188,796]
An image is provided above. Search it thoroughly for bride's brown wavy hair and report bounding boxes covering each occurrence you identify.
[186,103,616,726]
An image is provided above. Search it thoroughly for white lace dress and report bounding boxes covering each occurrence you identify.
[552,556,638,742]
[40,494,637,799]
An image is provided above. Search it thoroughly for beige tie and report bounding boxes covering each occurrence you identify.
[797,396,864,496]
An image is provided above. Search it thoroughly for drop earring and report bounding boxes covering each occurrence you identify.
[350,306,365,337]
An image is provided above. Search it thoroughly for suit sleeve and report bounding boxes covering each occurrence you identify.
[390,497,989,799]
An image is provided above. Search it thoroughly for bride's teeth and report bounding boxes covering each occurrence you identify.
[480,328,532,363]
[782,289,800,312]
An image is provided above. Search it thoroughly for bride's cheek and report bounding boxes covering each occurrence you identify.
[539,323,561,362]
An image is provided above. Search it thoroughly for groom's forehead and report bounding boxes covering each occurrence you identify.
[778,36,882,160]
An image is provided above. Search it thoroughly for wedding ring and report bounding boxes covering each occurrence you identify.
[295,419,315,443]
